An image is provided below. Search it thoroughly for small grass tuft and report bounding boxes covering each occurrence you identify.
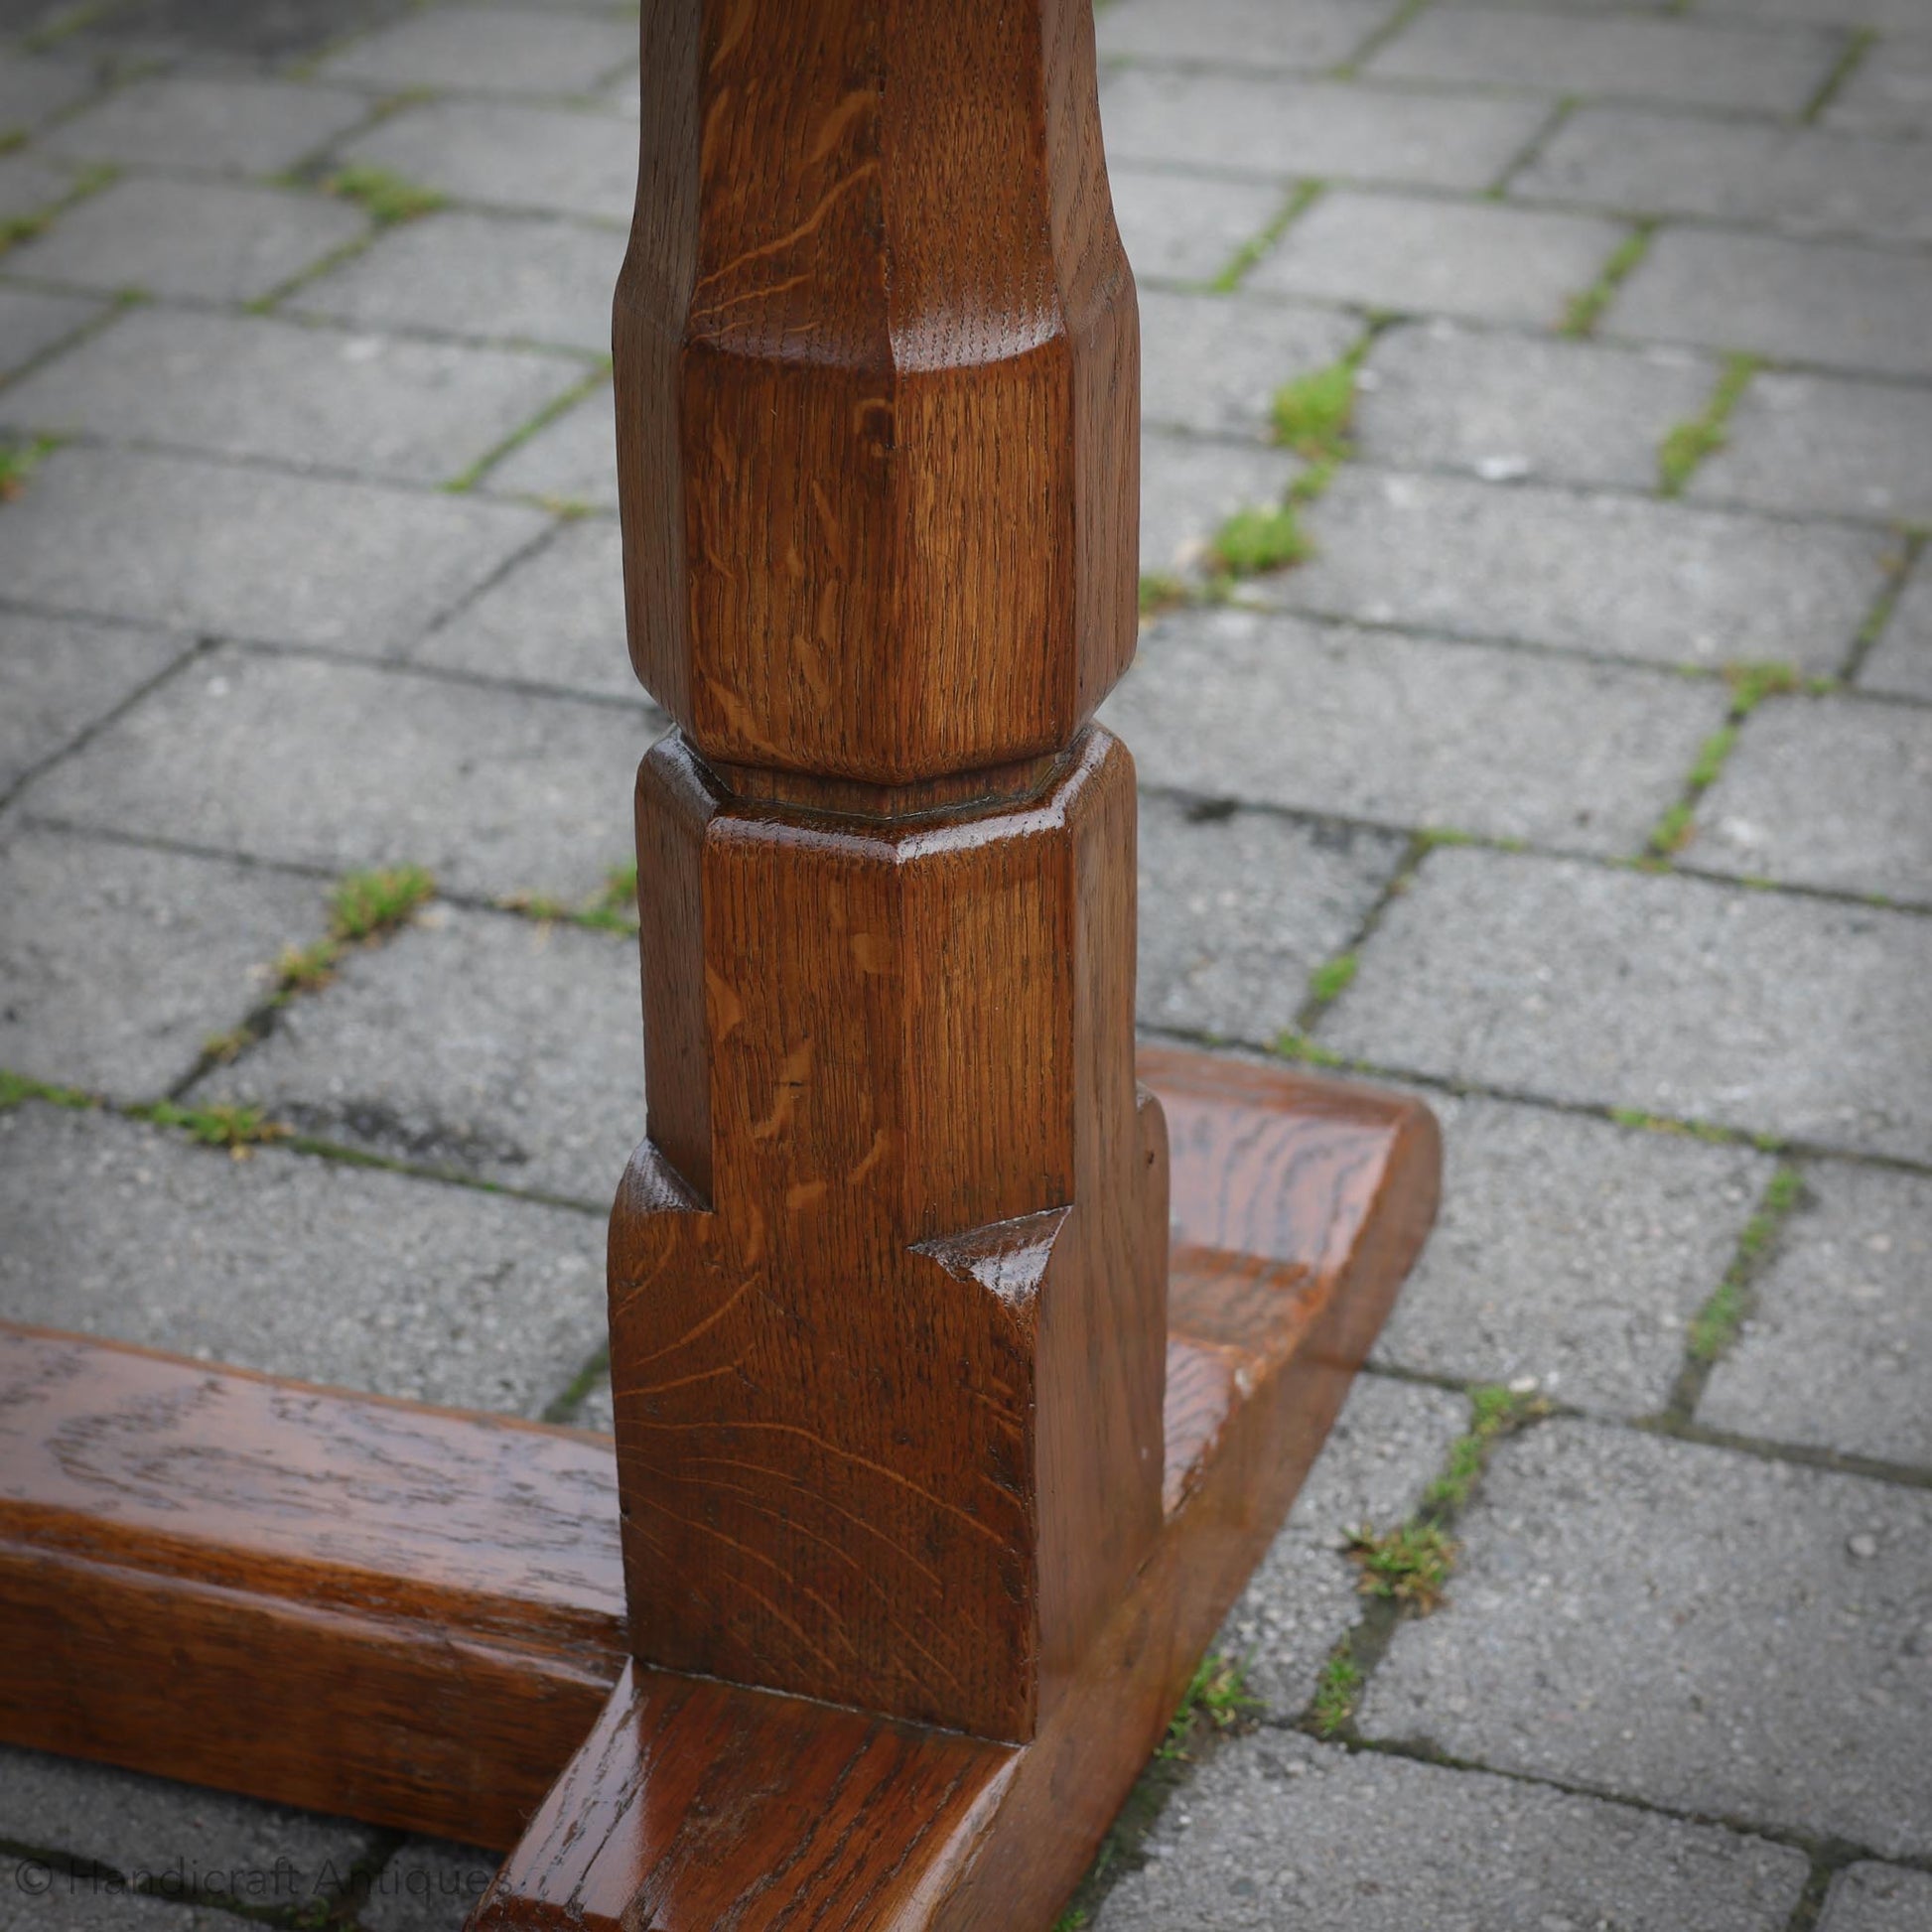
[1723,659,1799,712]
[0,1069,96,1111]
[1346,1521,1456,1613]
[1139,572,1186,620]
[275,938,343,997]
[0,435,60,501]
[202,1026,254,1064]
[134,1100,289,1154]
[326,165,445,225]
[330,865,436,941]
[1561,223,1653,339]
[1273,1030,1345,1068]
[1308,951,1357,1005]
[1425,1383,1552,1513]
[1271,354,1360,462]
[1160,1652,1258,1761]
[1210,500,1313,577]
[1050,1912,1090,1932]
[1656,352,1756,496]
[1310,1647,1361,1738]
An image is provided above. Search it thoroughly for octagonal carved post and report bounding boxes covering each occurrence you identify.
[606,0,1166,1740]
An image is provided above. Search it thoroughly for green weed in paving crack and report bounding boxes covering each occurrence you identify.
[1271,352,1362,463]
[500,861,640,936]
[1160,1652,1261,1762]
[1139,572,1186,620]
[132,1100,289,1155]
[1645,659,1799,859]
[0,436,59,501]
[1657,353,1756,497]
[1209,499,1314,577]
[1685,1167,1803,1367]
[269,866,437,1000]
[1211,179,1322,294]
[1560,223,1653,339]
[0,1069,96,1111]
[1307,951,1358,1006]
[326,165,445,225]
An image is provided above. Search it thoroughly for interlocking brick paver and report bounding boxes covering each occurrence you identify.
[1361,1421,1932,1858]
[316,5,632,94]
[1691,369,1932,523]
[1140,431,1299,576]
[1820,1864,1932,1932]
[1141,291,1358,440]
[0,824,331,1099]
[1093,1728,1808,1932]
[40,75,371,176]
[1693,696,1932,900]
[0,309,581,486]
[1860,562,1932,703]
[1516,107,1932,247]
[479,377,618,505]
[0,53,94,136]
[1135,793,1405,1043]
[1097,69,1547,191]
[1219,1375,1468,1714]
[1356,320,1713,489]
[191,902,644,1207]
[26,646,643,903]
[0,447,547,653]
[1105,606,1731,853]
[4,177,366,305]
[0,285,102,377]
[359,1840,499,1932]
[0,1864,224,1932]
[1271,467,1884,672]
[0,1102,606,1414]
[0,612,185,797]
[1375,1096,1773,1416]
[1110,165,1289,287]
[1321,847,1932,1160]
[1821,35,1932,137]
[1609,228,1932,381]
[1717,0,1932,25]
[1247,192,1628,327]
[294,207,618,352]
[0,150,83,224]
[336,99,633,222]
[1370,6,1840,111]
[0,1747,370,1901]
[1701,1164,1932,1470]
[415,515,641,699]
[1099,0,1399,71]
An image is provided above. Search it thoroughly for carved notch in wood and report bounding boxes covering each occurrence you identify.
[607,0,1162,1742]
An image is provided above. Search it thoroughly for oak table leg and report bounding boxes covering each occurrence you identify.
[0,0,1440,1921]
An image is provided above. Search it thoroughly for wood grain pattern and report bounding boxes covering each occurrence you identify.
[0,1325,624,1850]
[477,1053,1441,1930]
[614,0,1137,783]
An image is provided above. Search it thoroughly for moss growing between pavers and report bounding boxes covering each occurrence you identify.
[1308,950,1358,1006]
[1560,222,1654,339]
[1138,572,1187,620]
[130,1098,290,1153]
[1657,352,1757,496]
[0,1069,96,1111]
[1645,659,1801,859]
[0,435,59,501]
[325,163,446,225]
[1210,179,1322,294]
[499,858,642,937]
[1270,345,1366,462]
[445,361,615,493]
[1160,1652,1261,1761]
[1684,1166,1804,1368]
[1310,1645,1364,1737]
[1209,499,1314,576]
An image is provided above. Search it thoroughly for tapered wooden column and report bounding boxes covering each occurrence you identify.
[606,0,1161,1743]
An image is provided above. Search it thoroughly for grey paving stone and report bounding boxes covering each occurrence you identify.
[1714,0,1932,25]
[1098,0,1401,71]
[1135,793,1406,1042]
[1247,191,1628,327]
[0,447,547,654]
[0,611,185,797]
[294,207,619,353]
[4,177,366,304]
[1691,369,1932,523]
[0,309,581,486]
[1516,107,1932,247]
[1821,34,1932,137]
[1356,319,1714,489]
[1821,1864,1932,1932]
[1141,290,1359,440]
[316,5,633,94]
[1097,69,1548,192]
[1320,847,1932,1160]
[1360,1420,1932,1858]
[0,1853,274,1932]
[191,901,643,1207]
[1109,165,1288,287]
[479,376,617,505]
[358,1839,499,1932]
[1105,606,1731,853]
[0,53,95,138]
[414,515,642,700]
[1608,228,1932,382]
[1093,1726,1808,1932]
[26,647,644,903]
[1374,1095,1773,1416]
[0,150,83,224]
[1139,430,1299,577]
[1218,1374,1467,1715]
[0,823,329,1098]
[1860,563,1932,703]
[0,1746,368,1903]
[1272,467,1884,673]
[0,1102,606,1414]
[40,75,371,175]
[0,285,102,377]
[336,99,632,222]
[1693,696,1932,900]
[1368,7,1841,111]
[1702,1164,1932,1470]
